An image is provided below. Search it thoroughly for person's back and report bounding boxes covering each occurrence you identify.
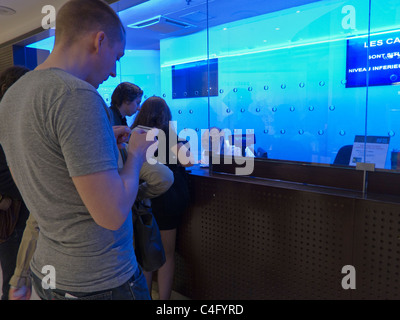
[0,68,135,292]
[131,96,194,299]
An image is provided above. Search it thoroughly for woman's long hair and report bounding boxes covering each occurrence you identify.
[131,96,172,134]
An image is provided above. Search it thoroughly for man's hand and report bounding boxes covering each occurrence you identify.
[128,128,159,164]
[72,128,158,231]
[112,125,131,149]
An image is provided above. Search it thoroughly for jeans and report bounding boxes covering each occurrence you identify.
[31,266,151,300]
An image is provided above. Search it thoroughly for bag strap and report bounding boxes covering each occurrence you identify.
[120,147,128,164]
[120,147,145,218]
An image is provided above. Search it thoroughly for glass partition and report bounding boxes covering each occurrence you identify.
[368,0,400,171]
[208,0,371,167]
[14,0,400,193]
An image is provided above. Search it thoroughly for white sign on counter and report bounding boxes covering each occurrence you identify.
[349,135,390,169]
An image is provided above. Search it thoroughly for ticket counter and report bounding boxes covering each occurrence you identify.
[173,165,400,300]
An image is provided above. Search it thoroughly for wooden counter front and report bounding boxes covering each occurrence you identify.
[172,166,400,300]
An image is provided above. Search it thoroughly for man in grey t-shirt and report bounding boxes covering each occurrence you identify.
[0,0,155,300]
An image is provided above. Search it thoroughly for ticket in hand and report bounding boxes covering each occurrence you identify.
[133,125,153,132]
[132,125,159,138]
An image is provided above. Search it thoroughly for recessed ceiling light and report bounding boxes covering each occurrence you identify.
[127,15,195,34]
[0,6,16,15]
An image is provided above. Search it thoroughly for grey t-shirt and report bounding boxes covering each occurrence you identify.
[0,68,136,292]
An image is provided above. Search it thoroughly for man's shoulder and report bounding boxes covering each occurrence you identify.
[29,68,95,92]
[43,68,90,85]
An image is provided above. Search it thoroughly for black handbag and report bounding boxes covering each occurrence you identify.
[119,147,166,271]
[132,199,166,272]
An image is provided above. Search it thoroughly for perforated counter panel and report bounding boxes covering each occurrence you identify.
[173,171,400,300]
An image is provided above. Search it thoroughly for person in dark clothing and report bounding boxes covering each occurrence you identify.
[109,82,143,126]
[131,96,195,300]
[0,65,30,300]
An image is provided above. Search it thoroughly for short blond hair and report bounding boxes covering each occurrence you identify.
[55,0,125,46]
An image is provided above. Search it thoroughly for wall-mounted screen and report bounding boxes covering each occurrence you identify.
[346,30,400,88]
[172,58,218,99]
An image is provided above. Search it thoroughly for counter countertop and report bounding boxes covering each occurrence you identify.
[186,164,400,205]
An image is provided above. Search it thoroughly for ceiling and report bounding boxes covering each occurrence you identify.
[0,0,322,50]
[0,0,67,45]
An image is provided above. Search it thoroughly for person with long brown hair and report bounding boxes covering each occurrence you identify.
[132,96,195,299]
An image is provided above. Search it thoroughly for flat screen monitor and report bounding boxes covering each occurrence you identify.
[346,30,400,88]
[172,58,218,99]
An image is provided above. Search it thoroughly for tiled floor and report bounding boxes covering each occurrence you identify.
[0,263,188,300]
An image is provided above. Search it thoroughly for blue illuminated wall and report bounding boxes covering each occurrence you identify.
[23,0,400,168]
[156,0,400,168]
